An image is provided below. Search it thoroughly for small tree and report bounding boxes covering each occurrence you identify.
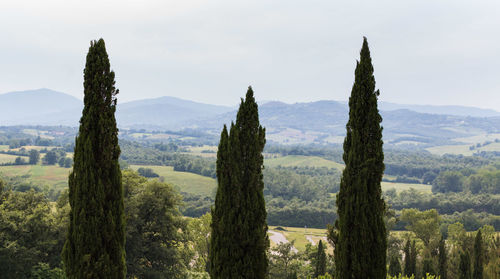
[388,254,402,277]
[43,151,57,165]
[29,149,40,165]
[410,240,417,277]
[472,230,483,279]
[14,156,26,165]
[459,250,472,279]
[438,236,447,279]
[403,240,412,276]
[314,240,327,278]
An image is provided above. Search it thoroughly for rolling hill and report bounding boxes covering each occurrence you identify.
[2,88,500,148]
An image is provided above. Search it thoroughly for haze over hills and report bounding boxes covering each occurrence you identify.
[379,102,500,117]
[2,88,500,147]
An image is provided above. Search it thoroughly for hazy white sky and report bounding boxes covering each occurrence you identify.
[1,0,499,109]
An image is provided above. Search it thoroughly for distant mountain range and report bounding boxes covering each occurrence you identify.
[1,88,500,146]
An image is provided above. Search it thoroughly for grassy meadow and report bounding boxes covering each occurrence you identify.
[264,155,344,170]
[0,153,29,164]
[129,165,216,197]
[381,181,432,193]
[268,225,331,253]
[0,164,70,192]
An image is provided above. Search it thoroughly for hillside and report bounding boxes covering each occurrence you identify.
[2,89,500,148]
[0,88,82,126]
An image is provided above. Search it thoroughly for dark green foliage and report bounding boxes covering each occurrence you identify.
[43,150,58,165]
[62,39,126,278]
[210,87,268,278]
[459,250,472,279]
[0,190,66,278]
[58,157,73,168]
[314,240,327,278]
[388,254,402,277]
[403,240,412,276]
[29,149,40,164]
[433,171,465,193]
[137,167,159,178]
[14,156,27,165]
[123,171,187,278]
[334,37,386,278]
[404,240,417,277]
[472,230,483,279]
[438,236,448,279]
[268,241,300,279]
[422,256,434,276]
[410,241,417,277]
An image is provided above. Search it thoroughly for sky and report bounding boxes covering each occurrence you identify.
[1,0,499,109]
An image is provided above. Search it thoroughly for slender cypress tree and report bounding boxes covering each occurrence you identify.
[388,254,402,277]
[314,240,327,278]
[473,230,483,279]
[403,240,411,276]
[438,236,448,279]
[210,87,268,278]
[459,250,472,279]
[422,256,434,276]
[62,39,125,278]
[410,240,417,277]
[334,37,386,279]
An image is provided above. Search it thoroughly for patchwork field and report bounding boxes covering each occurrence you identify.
[381,181,432,193]
[0,154,29,164]
[426,144,473,156]
[264,155,344,170]
[184,145,218,158]
[268,226,331,253]
[130,165,216,197]
[0,165,70,192]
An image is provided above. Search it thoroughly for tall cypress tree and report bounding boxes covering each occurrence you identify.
[473,230,483,279]
[410,240,417,277]
[314,240,327,278]
[403,239,411,276]
[388,254,402,277]
[459,250,472,279]
[438,236,448,279]
[334,37,386,279]
[62,39,125,278]
[210,87,268,278]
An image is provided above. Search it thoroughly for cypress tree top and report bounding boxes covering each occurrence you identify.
[334,37,386,279]
[63,39,125,279]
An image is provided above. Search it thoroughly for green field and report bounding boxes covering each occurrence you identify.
[0,165,70,192]
[453,133,500,144]
[0,145,9,151]
[184,145,218,158]
[268,226,331,253]
[0,154,29,164]
[426,133,500,156]
[426,144,474,156]
[381,181,432,193]
[264,155,344,170]
[130,165,216,197]
[10,145,58,152]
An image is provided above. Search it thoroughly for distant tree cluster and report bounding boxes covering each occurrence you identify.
[137,167,159,178]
